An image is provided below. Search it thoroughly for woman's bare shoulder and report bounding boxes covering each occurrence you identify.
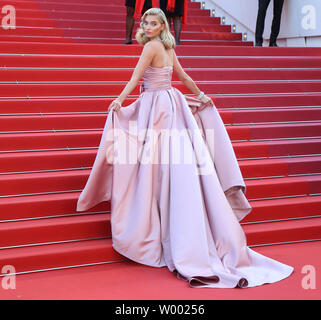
[144,40,163,48]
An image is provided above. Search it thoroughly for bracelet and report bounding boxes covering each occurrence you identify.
[197,91,205,100]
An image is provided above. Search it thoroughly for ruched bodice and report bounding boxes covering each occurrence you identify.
[141,65,173,92]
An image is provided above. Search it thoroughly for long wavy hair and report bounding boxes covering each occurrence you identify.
[135,8,176,49]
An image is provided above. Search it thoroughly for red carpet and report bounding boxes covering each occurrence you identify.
[1,241,320,300]
[0,0,321,298]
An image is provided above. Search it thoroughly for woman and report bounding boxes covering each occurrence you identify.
[77,8,294,288]
[160,0,185,45]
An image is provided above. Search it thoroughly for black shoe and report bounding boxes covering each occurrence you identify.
[255,42,262,47]
[269,42,278,47]
[122,39,132,45]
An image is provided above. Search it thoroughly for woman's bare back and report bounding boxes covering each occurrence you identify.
[149,40,174,68]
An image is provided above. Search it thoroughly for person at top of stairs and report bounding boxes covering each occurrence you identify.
[160,0,186,45]
[123,0,154,44]
[255,0,284,47]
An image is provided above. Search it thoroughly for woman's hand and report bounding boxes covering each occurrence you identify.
[200,94,214,108]
[107,99,122,113]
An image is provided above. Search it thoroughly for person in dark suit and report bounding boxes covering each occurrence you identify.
[255,0,284,47]
[123,0,153,44]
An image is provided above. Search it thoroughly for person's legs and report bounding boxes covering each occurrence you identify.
[142,1,152,14]
[122,5,135,44]
[269,0,284,46]
[255,0,271,46]
[173,16,182,45]
[166,15,172,32]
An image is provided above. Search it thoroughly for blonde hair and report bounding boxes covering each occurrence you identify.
[135,8,176,49]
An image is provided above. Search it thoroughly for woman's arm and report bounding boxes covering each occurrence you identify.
[173,49,213,107]
[172,50,202,97]
[116,41,157,104]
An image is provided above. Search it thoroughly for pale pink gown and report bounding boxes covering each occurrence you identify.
[76,65,294,288]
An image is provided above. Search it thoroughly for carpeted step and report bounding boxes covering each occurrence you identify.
[1,81,320,98]
[240,156,321,178]
[0,213,110,247]
[234,138,321,158]
[0,238,123,275]
[0,132,320,158]
[0,36,251,45]
[1,109,320,132]
[229,108,321,123]
[214,94,321,109]
[2,68,321,82]
[0,192,108,222]
[1,187,321,224]
[14,18,224,30]
[1,148,320,178]
[0,27,242,41]
[0,200,320,264]
[244,216,321,246]
[52,20,227,32]
[0,96,320,114]
[1,55,320,68]
[1,169,320,201]
[245,176,321,199]
[1,42,320,56]
[1,126,320,153]
[244,195,321,223]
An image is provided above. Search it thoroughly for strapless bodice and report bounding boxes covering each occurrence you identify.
[141,65,173,92]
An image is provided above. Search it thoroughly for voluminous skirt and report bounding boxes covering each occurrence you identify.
[76,85,294,288]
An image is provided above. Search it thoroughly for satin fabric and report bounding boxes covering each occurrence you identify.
[76,65,294,288]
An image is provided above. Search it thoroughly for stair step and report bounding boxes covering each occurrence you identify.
[0,96,320,114]
[0,194,320,247]
[1,147,320,177]
[0,126,320,152]
[0,192,108,221]
[13,9,215,23]
[0,27,242,41]
[14,18,223,30]
[1,166,320,198]
[244,195,321,223]
[0,37,250,46]
[0,213,110,247]
[244,216,321,245]
[0,238,123,275]
[2,68,320,82]
[1,81,320,98]
[1,42,320,56]
[2,55,321,68]
[1,205,320,248]
[240,156,321,178]
[229,108,321,123]
[214,94,321,109]
[234,138,321,158]
[1,109,320,132]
